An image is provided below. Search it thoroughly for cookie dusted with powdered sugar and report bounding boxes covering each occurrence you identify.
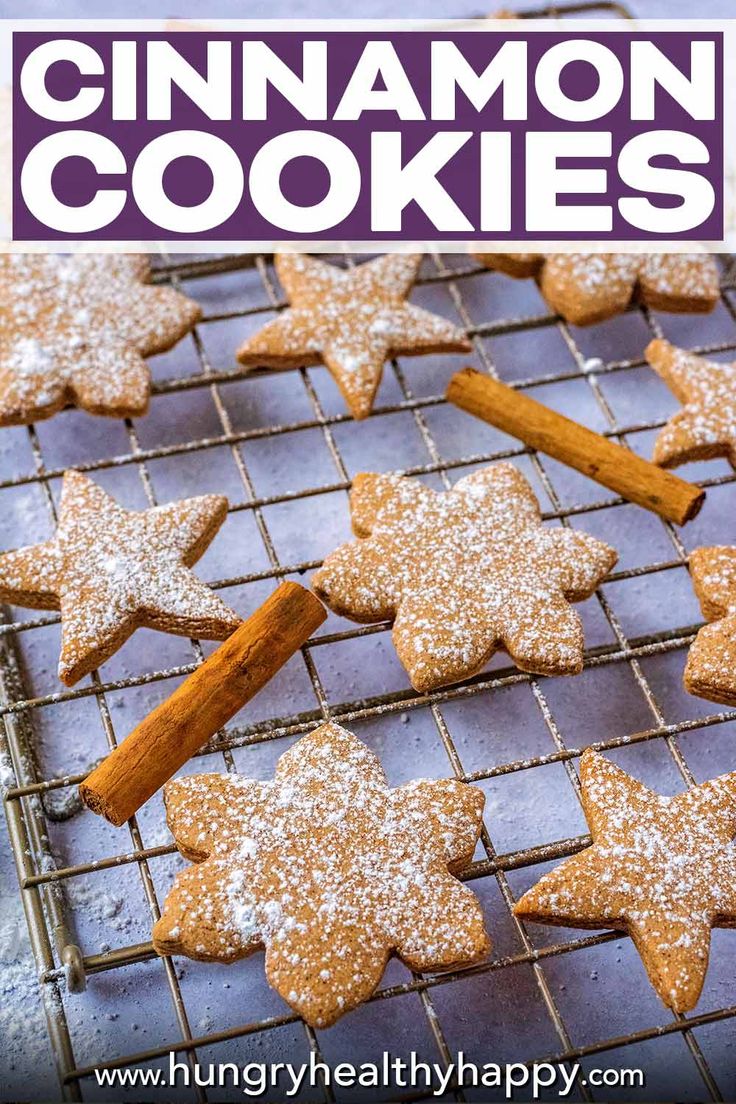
[473,253,719,326]
[646,339,736,470]
[0,254,201,426]
[515,750,736,1013]
[312,463,617,692]
[153,722,490,1027]
[0,470,241,685]
[236,253,470,419]
[684,545,736,705]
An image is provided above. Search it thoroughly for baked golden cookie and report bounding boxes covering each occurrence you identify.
[312,463,617,692]
[684,546,736,705]
[647,339,736,470]
[514,749,736,1013]
[152,722,489,1027]
[0,470,240,685]
[0,254,201,426]
[236,253,470,419]
[473,253,720,326]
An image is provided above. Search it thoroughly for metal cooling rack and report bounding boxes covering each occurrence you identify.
[3,4,736,1100]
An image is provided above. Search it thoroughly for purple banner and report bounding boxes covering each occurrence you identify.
[11,28,724,242]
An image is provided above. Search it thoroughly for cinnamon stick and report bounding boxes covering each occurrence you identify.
[80,581,326,826]
[447,368,704,526]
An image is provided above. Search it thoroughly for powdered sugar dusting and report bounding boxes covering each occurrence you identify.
[0,469,241,684]
[647,339,736,469]
[684,545,736,705]
[515,750,736,1012]
[474,252,719,323]
[0,869,56,1088]
[153,722,489,1028]
[237,253,469,419]
[313,463,617,692]
[0,254,201,426]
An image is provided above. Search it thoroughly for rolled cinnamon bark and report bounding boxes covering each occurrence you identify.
[80,581,326,826]
[447,368,704,526]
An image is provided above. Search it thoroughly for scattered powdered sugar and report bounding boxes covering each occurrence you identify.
[313,463,617,691]
[0,253,200,425]
[692,547,736,616]
[154,723,489,1027]
[9,337,54,377]
[516,751,736,1012]
[66,880,133,934]
[0,469,240,684]
[478,252,719,317]
[0,745,15,791]
[552,252,638,293]
[237,253,468,419]
[647,340,736,468]
[548,252,718,301]
[0,867,56,1086]
[683,546,736,703]
[639,253,720,301]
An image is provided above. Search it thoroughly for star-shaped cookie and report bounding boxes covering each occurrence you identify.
[0,254,201,426]
[0,470,241,685]
[473,253,719,326]
[236,253,471,419]
[312,463,617,692]
[684,545,736,705]
[646,339,736,470]
[514,750,736,1012]
[152,722,489,1027]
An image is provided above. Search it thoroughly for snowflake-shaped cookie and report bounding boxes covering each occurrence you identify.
[515,749,736,1012]
[236,253,470,419]
[0,470,240,684]
[685,545,736,705]
[312,463,617,691]
[473,253,719,326]
[0,254,201,426]
[153,722,489,1027]
[647,339,736,470]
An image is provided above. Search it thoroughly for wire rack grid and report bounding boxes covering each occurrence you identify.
[4,254,736,1099]
[3,8,736,1101]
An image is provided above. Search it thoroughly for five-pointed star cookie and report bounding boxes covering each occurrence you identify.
[312,463,617,692]
[0,254,201,426]
[472,253,719,326]
[684,545,736,705]
[514,750,736,1013]
[152,722,490,1027]
[646,339,736,470]
[236,253,471,419]
[0,470,241,685]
